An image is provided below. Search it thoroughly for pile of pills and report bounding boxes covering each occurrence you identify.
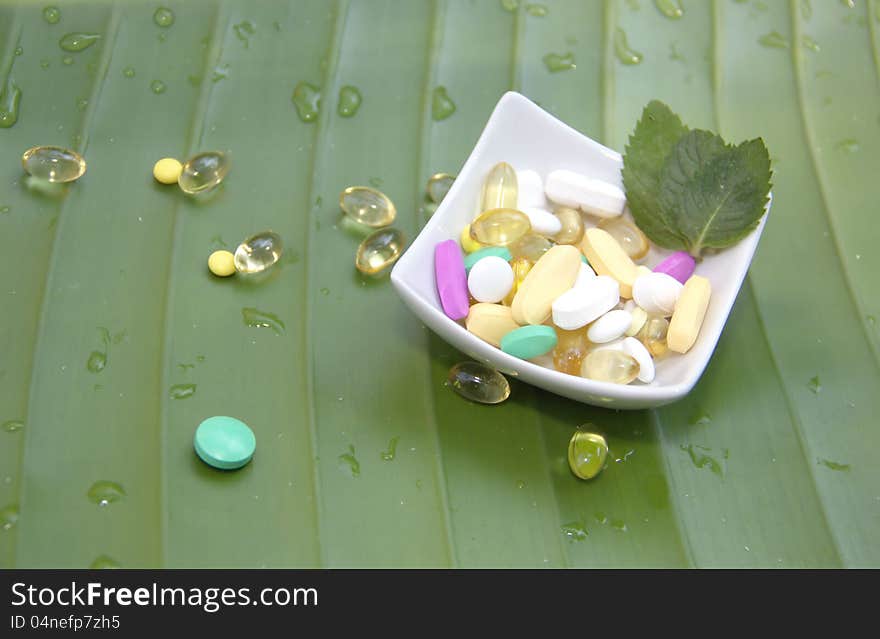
[433,162,712,385]
[152,151,230,195]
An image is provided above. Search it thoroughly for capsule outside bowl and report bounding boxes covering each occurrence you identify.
[390,91,770,410]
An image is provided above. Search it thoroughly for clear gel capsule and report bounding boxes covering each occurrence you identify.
[426,172,455,203]
[470,208,531,246]
[553,327,589,376]
[355,228,405,274]
[508,233,554,263]
[553,207,585,245]
[480,162,517,212]
[21,146,86,183]
[234,231,283,274]
[568,430,608,480]
[638,316,669,358]
[340,186,396,227]
[598,217,650,261]
[178,151,230,194]
[580,349,640,384]
[446,361,510,404]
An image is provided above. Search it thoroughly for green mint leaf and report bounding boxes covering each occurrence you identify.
[621,100,690,249]
[659,133,771,256]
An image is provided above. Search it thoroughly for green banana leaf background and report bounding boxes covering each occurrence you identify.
[1,0,878,568]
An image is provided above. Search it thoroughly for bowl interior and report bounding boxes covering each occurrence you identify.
[391,92,767,409]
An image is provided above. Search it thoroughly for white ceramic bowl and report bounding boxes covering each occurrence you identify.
[391,92,769,409]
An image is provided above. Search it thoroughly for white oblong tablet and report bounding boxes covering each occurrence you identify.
[551,275,619,330]
[587,309,632,344]
[573,262,597,289]
[516,169,546,209]
[467,255,514,303]
[521,207,563,237]
[545,169,626,218]
[632,272,684,316]
[623,336,655,383]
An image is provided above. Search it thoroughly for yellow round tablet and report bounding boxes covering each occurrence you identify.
[208,250,236,277]
[153,157,183,184]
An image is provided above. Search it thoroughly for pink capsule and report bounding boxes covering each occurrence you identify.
[653,251,695,284]
[434,240,470,320]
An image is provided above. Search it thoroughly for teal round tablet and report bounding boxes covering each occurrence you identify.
[464,246,513,272]
[194,416,256,470]
[500,325,558,360]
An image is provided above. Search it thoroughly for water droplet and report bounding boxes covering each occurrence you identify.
[561,520,588,541]
[680,444,723,476]
[802,35,820,52]
[817,458,850,471]
[801,0,812,19]
[86,350,106,373]
[40,58,50,69]
[526,4,548,17]
[234,231,283,273]
[59,32,100,52]
[516,479,526,489]
[62,56,74,65]
[292,81,321,122]
[122,66,135,78]
[381,436,399,461]
[76,97,88,111]
[446,361,510,404]
[568,429,608,480]
[14,46,22,56]
[0,504,19,531]
[758,31,789,49]
[234,20,256,48]
[241,307,285,335]
[355,228,405,275]
[610,518,628,532]
[337,85,362,117]
[426,172,455,203]
[431,86,456,121]
[211,63,229,82]
[500,0,519,12]
[338,445,360,477]
[614,28,643,65]
[340,186,396,227]
[690,410,712,426]
[43,6,61,24]
[22,146,86,183]
[178,151,229,194]
[543,52,576,72]
[153,7,175,28]
[0,76,21,128]
[808,375,822,394]
[87,480,125,506]
[150,79,166,94]
[169,383,196,400]
[835,138,859,153]
[90,555,121,569]
[2,420,23,433]
[654,0,683,19]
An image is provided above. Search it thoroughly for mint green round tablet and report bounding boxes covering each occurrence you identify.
[500,325,558,359]
[464,246,513,272]
[194,416,256,470]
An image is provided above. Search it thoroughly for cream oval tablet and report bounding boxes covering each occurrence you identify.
[466,303,520,348]
[545,169,626,218]
[668,275,711,354]
[467,255,514,303]
[580,227,638,298]
[511,244,582,325]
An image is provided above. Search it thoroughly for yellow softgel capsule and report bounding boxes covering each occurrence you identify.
[470,208,531,246]
[580,349,640,384]
[638,316,670,357]
[509,233,554,263]
[22,145,86,183]
[153,157,183,184]
[553,327,590,376]
[460,224,485,253]
[599,217,650,260]
[480,161,518,212]
[580,227,639,298]
[207,250,236,277]
[553,207,585,245]
[668,275,711,354]
[503,257,532,306]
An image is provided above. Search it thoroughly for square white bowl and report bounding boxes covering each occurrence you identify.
[390,91,769,409]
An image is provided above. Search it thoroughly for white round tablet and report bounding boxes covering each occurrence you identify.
[467,256,514,304]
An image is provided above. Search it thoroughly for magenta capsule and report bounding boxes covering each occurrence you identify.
[653,251,695,284]
[434,240,470,320]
